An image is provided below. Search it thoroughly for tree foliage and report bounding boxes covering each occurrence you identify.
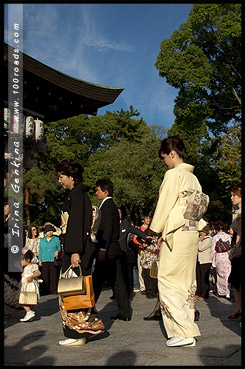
[21,4,242,227]
[23,107,167,226]
[215,121,241,186]
[84,125,166,222]
[155,3,242,137]
[155,3,242,222]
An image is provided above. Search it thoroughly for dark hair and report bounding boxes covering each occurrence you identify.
[158,135,185,159]
[231,182,241,197]
[56,159,84,185]
[199,225,210,234]
[96,178,114,196]
[23,250,34,262]
[27,226,39,239]
[212,221,229,233]
[119,206,127,220]
[141,214,151,221]
[208,221,216,231]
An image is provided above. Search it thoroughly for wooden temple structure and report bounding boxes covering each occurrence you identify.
[4,42,124,121]
[3,42,123,225]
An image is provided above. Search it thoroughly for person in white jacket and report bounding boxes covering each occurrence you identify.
[149,135,202,348]
[196,225,212,301]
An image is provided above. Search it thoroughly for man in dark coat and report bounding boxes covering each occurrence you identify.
[92,178,131,321]
[118,207,147,296]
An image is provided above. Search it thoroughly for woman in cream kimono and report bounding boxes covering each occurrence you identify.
[150,136,202,348]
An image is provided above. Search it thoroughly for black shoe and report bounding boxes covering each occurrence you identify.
[143,313,162,321]
[228,310,242,319]
[194,309,200,321]
[110,315,131,321]
[146,294,154,299]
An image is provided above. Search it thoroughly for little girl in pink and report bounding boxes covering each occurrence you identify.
[211,221,231,299]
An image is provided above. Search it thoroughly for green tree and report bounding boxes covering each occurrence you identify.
[84,124,167,223]
[23,108,167,226]
[215,121,241,186]
[155,3,242,223]
[155,3,241,137]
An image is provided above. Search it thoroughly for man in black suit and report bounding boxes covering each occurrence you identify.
[92,178,131,321]
[118,208,147,296]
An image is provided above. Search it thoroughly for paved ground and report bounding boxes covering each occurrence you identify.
[4,288,243,366]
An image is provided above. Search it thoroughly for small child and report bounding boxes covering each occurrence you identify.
[19,250,42,322]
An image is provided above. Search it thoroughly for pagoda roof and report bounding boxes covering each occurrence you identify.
[4,43,124,121]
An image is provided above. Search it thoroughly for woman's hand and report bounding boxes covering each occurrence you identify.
[71,253,81,268]
[54,251,59,259]
[157,236,163,250]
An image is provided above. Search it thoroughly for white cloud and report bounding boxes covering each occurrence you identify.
[76,7,133,53]
[16,4,133,84]
[82,32,132,52]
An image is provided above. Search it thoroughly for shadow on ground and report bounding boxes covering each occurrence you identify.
[4,330,56,366]
[106,349,137,366]
[206,294,241,336]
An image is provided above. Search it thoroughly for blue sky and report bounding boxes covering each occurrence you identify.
[5,3,193,129]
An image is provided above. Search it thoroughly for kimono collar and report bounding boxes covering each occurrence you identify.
[174,162,195,173]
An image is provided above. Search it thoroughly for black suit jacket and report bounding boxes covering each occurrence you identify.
[96,198,122,258]
[61,183,95,270]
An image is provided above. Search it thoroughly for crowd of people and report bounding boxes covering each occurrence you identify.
[194,181,242,325]
[4,136,242,349]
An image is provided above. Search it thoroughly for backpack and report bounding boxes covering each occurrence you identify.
[215,238,231,253]
[180,189,209,221]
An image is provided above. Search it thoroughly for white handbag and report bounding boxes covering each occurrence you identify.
[19,282,38,305]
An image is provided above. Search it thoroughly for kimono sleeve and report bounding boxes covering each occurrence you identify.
[150,169,180,233]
